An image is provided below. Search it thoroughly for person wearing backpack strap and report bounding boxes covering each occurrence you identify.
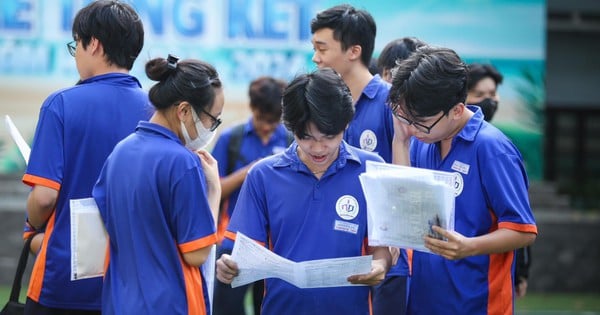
[211,76,290,315]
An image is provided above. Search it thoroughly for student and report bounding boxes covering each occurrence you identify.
[466,63,504,122]
[212,76,289,315]
[377,37,428,83]
[310,6,408,314]
[466,62,532,298]
[388,46,538,315]
[92,55,222,315]
[215,68,392,315]
[310,4,394,162]
[22,1,148,313]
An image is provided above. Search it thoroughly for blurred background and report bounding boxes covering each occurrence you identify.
[0,0,598,312]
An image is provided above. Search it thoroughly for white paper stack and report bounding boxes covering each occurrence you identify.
[359,161,456,253]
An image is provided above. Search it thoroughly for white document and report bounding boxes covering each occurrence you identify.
[359,161,455,253]
[4,115,30,164]
[202,244,216,310]
[231,232,372,289]
[70,197,108,280]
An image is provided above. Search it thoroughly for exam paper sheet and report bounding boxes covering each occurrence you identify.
[359,161,456,253]
[230,232,372,288]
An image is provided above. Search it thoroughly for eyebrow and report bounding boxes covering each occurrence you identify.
[312,39,328,46]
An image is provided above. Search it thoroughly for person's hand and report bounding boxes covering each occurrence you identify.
[347,258,388,286]
[216,253,239,284]
[515,277,528,298]
[392,113,414,145]
[30,233,44,255]
[424,226,476,260]
[195,149,220,190]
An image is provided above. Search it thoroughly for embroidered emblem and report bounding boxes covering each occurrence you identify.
[335,195,359,220]
[359,130,377,152]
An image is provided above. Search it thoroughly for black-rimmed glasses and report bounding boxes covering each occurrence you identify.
[200,109,222,132]
[66,41,76,57]
[391,103,446,134]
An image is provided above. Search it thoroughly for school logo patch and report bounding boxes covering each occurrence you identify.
[336,195,359,220]
[359,130,377,152]
[453,172,464,197]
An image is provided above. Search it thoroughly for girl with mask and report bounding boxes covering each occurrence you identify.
[92,54,223,315]
[466,63,503,122]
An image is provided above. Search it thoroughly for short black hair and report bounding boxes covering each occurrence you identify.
[249,77,287,118]
[389,46,467,118]
[466,63,504,91]
[282,68,354,138]
[377,37,427,74]
[72,0,144,70]
[310,4,377,67]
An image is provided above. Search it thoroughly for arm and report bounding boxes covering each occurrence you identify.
[182,245,214,267]
[26,185,58,230]
[391,116,413,166]
[424,226,536,260]
[515,246,531,298]
[220,162,254,199]
[347,246,392,286]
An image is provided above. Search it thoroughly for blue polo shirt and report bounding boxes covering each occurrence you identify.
[344,74,394,163]
[407,106,538,315]
[222,142,384,315]
[22,73,151,310]
[93,121,218,315]
[212,118,290,219]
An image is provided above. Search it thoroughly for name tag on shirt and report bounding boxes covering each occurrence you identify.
[451,160,470,175]
[334,220,359,234]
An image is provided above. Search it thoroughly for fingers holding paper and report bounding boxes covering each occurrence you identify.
[216,253,239,284]
[347,246,391,286]
[424,225,475,260]
[346,260,387,286]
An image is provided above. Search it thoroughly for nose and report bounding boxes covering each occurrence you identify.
[311,51,320,64]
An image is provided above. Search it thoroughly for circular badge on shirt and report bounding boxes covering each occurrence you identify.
[336,195,359,220]
[453,172,464,197]
[359,130,377,152]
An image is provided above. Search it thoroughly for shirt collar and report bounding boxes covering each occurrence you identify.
[455,105,485,142]
[361,74,390,100]
[78,73,142,88]
[136,121,182,145]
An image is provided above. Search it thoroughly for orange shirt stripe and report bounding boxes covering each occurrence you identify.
[179,234,218,253]
[22,174,61,191]
[224,231,266,247]
[27,211,56,301]
[178,255,206,315]
[498,221,538,234]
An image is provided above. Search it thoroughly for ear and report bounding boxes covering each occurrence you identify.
[450,103,465,119]
[347,45,362,62]
[176,102,191,121]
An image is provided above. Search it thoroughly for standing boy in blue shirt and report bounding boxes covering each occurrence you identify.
[389,46,537,315]
[22,1,149,313]
[216,68,391,315]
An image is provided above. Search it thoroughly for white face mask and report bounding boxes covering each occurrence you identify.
[181,108,216,151]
